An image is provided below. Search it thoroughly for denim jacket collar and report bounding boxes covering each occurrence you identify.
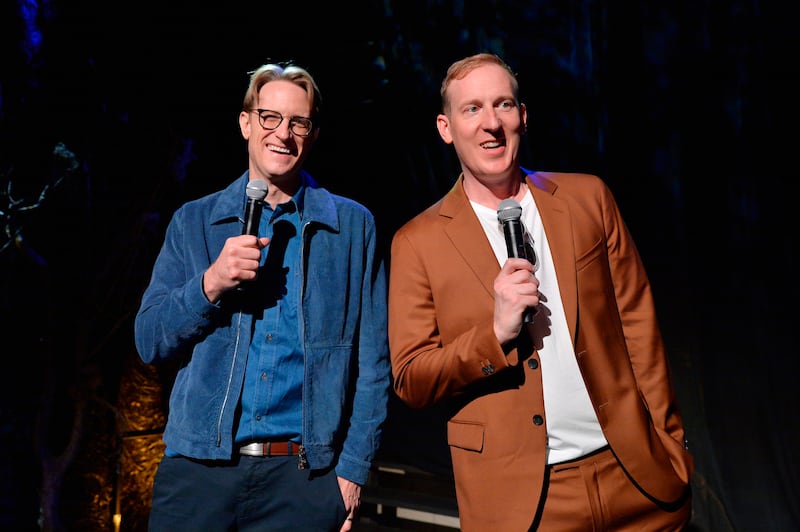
[209,171,339,233]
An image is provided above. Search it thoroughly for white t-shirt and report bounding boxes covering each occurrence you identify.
[471,189,608,463]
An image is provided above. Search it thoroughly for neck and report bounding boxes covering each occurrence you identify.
[256,173,301,209]
[462,169,525,209]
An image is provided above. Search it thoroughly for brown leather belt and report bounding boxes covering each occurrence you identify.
[238,441,300,457]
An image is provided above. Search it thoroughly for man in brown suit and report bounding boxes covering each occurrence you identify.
[388,53,693,531]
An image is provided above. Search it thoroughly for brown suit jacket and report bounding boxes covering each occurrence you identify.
[388,170,693,531]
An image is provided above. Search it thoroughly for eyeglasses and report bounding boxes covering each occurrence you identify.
[251,109,314,137]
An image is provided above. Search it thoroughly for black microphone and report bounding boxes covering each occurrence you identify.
[236,180,268,292]
[242,180,268,236]
[497,198,536,324]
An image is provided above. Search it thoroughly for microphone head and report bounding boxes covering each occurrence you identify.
[497,198,522,222]
[246,180,268,201]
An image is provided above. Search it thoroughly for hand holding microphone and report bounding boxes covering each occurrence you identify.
[202,180,269,302]
[497,198,537,324]
[235,180,269,292]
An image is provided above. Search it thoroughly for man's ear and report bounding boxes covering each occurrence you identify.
[436,114,453,144]
[239,111,251,140]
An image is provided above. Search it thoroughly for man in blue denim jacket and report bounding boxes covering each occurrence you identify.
[134,62,390,532]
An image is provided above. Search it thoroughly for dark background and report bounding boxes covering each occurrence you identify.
[1,1,797,531]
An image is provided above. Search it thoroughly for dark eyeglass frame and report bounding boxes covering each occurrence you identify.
[251,109,314,137]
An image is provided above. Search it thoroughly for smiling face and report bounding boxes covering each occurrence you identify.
[436,63,527,190]
[239,79,318,191]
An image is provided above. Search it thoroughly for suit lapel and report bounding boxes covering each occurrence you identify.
[440,179,501,300]
[527,172,578,342]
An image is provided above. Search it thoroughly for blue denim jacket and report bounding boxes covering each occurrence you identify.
[134,171,390,485]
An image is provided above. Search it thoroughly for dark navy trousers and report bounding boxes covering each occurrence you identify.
[148,454,347,531]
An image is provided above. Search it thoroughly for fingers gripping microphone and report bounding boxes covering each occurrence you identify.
[497,198,536,324]
[243,180,268,236]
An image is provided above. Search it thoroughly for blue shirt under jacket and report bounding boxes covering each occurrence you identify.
[236,190,304,446]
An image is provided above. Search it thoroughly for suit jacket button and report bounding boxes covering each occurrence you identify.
[532,414,544,426]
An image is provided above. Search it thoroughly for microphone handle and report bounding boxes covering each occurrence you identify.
[503,220,527,260]
[503,220,536,324]
[242,198,263,236]
[522,302,535,323]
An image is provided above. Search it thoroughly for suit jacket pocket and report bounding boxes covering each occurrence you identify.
[447,420,485,452]
[575,235,604,271]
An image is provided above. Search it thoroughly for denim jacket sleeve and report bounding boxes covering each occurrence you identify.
[134,195,230,365]
[334,219,390,484]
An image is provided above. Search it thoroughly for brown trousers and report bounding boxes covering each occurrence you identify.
[533,446,692,531]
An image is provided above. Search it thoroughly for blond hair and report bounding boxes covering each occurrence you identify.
[242,63,321,125]
[440,53,519,114]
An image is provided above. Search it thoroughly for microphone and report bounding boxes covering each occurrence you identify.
[497,198,536,324]
[236,180,268,292]
[242,180,268,236]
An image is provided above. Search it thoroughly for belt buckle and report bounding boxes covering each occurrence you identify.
[238,440,303,460]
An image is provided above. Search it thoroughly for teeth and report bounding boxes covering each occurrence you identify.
[268,145,291,154]
[481,141,501,148]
